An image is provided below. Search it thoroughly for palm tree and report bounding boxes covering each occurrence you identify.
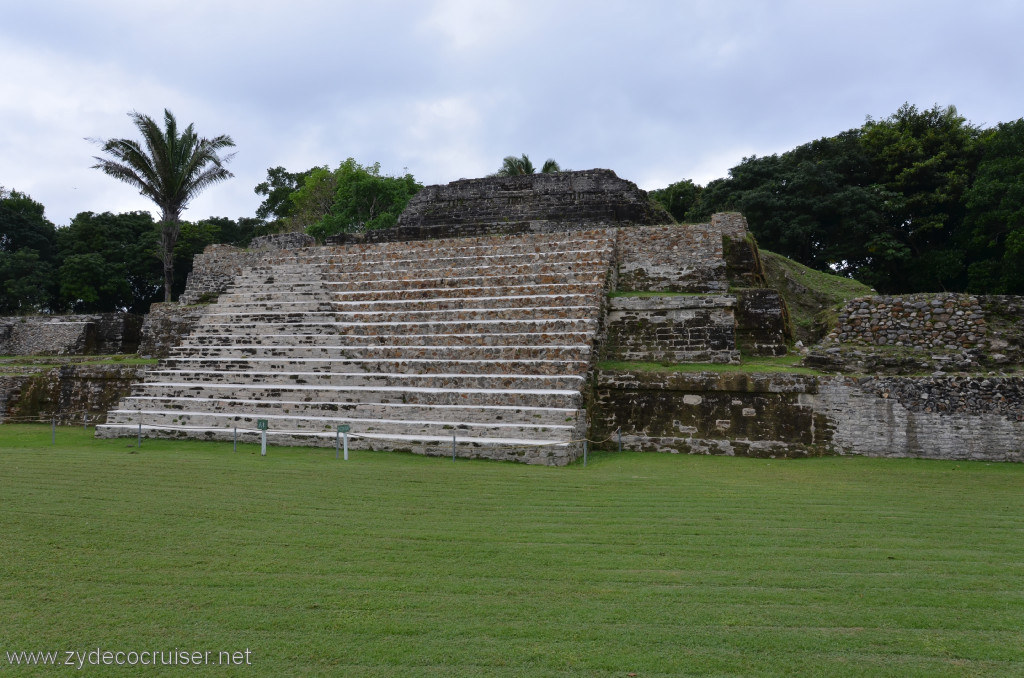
[495,154,561,176]
[91,109,236,302]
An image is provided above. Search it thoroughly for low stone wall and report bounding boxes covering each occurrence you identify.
[814,377,1024,462]
[603,296,739,364]
[138,304,210,358]
[593,369,1024,462]
[593,370,825,457]
[0,314,142,356]
[827,294,987,349]
[0,364,148,425]
[616,224,728,293]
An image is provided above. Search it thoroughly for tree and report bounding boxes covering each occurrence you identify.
[650,179,702,223]
[90,109,235,302]
[494,154,561,176]
[56,211,162,313]
[0,189,58,313]
[859,103,981,291]
[254,166,314,224]
[963,119,1024,293]
[291,159,422,240]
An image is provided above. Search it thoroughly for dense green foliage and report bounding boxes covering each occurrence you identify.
[681,104,1023,293]
[0,189,58,313]
[649,178,702,222]
[0,188,266,313]
[91,109,236,301]
[3,426,1024,675]
[494,154,562,176]
[57,211,162,313]
[291,159,423,240]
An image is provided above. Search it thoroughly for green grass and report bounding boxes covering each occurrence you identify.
[759,250,874,343]
[3,425,1024,676]
[598,353,824,375]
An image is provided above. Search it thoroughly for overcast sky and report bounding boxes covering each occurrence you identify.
[2,0,1022,227]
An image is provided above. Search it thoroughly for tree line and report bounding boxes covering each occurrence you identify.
[7,101,1023,316]
[651,103,1024,294]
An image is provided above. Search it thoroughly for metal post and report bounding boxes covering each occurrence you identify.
[137,422,142,448]
[233,427,238,453]
[343,432,349,461]
[83,414,87,431]
[617,427,622,454]
[452,434,456,461]
[335,429,340,459]
[261,429,267,457]
[51,417,56,445]
[584,439,588,467]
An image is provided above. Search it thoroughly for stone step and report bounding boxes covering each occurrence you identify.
[103,408,576,440]
[325,271,607,293]
[95,423,576,464]
[109,395,579,425]
[332,282,604,302]
[143,369,586,390]
[161,356,590,376]
[213,292,600,313]
[190,318,598,337]
[197,306,600,325]
[129,382,583,408]
[168,344,592,361]
[330,292,601,312]
[235,259,611,285]
[179,331,595,347]
[270,247,613,272]
[266,232,614,261]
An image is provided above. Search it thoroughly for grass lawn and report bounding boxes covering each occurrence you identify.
[2,425,1024,676]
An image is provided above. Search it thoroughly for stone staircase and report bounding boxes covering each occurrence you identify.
[96,230,616,464]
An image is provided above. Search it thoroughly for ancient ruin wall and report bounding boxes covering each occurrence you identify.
[616,224,728,292]
[593,370,1024,462]
[0,364,148,425]
[603,296,740,364]
[328,169,672,244]
[0,314,142,356]
[826,294,988,349]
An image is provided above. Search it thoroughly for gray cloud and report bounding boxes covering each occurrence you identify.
[2,0,1022,226]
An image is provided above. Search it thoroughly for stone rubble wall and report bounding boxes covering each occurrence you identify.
[826,294,987,349]
[603,296,740,364]
[594,369,1024,461]
[0,314,142,356]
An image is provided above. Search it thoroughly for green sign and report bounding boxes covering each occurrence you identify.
[256,419,269,431]
[338,424,351,433]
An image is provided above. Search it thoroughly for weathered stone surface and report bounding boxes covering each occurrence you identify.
[0,314,141,356]
[734,289,790,356]
[328,169,671,244]
[138,304,211,358]
[603,295,740,364]
[825,294,988,349]
[617,224,728,293]
[0,364,149,424]
[594,369,1024,462]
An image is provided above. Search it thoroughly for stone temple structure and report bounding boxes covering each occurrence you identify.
[87,169,1024,464]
